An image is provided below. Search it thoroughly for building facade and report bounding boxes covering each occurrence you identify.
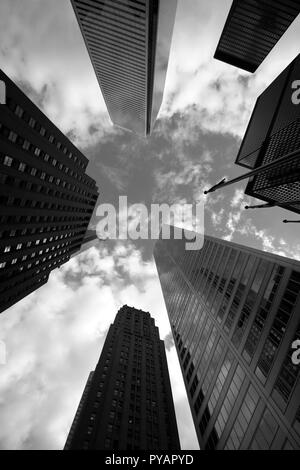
[0,69,99,314]
[214,0,300,72]
[70,0,178,136]
[64,305,180,450]
[235,54,300,215]
[154,229,300,449]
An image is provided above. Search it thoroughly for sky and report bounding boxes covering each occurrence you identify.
[0,0,300,450]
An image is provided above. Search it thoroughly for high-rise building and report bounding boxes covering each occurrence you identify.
[214,0,300,73]
[154,228,300,449]
[70,229,99,258]
[0,69,99,314]
[70,0,178,136]
[236,54,300,215]
[64,305,180,450]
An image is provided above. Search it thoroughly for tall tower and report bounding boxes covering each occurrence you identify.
[64,305,180,450]
[0,69,99,314]
[214,0,300,73]
[154,228,300,449]
[235,54,300,216]
[70,0,178,136]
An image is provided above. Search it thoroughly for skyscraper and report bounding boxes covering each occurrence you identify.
[70,229,100,258]
[236,54,300,215]
[0,69,99,314]
[214,0,300,72]
[70,0,178,136]
[64,305,180,450]
[205,54,300,217]
[154,228,300,449]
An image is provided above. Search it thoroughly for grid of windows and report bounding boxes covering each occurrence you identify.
[256,270,300,383]
[250,408,278,450]
[154,232,300,450]
[243,265,284,363]
[273,318,300,405]
[0,70,98,313]
[65,307,180,450]
[208,349,234,415]
[215,365,245,438]
[225,385,259,449]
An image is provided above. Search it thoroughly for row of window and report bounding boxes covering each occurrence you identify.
[1,153,95,207]
[7,97,88,174]
[0,121,94,192]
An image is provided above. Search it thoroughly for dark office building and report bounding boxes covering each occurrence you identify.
[70,0,178,136]
[0,69,99,314]
[154,228,300,449]
[64,305,180,450]
[235,54,300,214]
[214,0,300,72]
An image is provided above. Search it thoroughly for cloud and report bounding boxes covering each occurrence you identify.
[230,188,245,208]
[0,242,199,449]
[164,331,175,352]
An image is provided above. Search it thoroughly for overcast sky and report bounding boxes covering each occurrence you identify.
[0,0,300,450]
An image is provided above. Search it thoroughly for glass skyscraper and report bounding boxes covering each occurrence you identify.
[70,0,178,136]
[214,0,300,73]
[235,53,300,216]
[154,229,300,449]
[64,305,180,450]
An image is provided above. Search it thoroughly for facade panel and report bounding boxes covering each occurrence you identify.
[214,0,300,73]
[235,55,300,214]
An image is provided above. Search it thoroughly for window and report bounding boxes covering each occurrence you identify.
[29,117,36,128]
[34,147,41,156]
[11,259,17,264]
[15,105,23,118]
[4,155,13,167]
[225,385,259,449]
[0,262,6,269]
[18,162,26,172]
[31,168,37,176]
[4,246,11,253]
[250,408,278,450]
[8,131,17,142]
[215,365,245,439]
[22,140,30,150]
[256,271,300,383]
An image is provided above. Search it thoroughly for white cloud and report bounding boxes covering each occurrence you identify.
[0,242,199,450]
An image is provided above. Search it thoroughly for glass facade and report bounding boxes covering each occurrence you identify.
[235,54,300,215]
[214,0,300,73]
[154,230,300,449]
